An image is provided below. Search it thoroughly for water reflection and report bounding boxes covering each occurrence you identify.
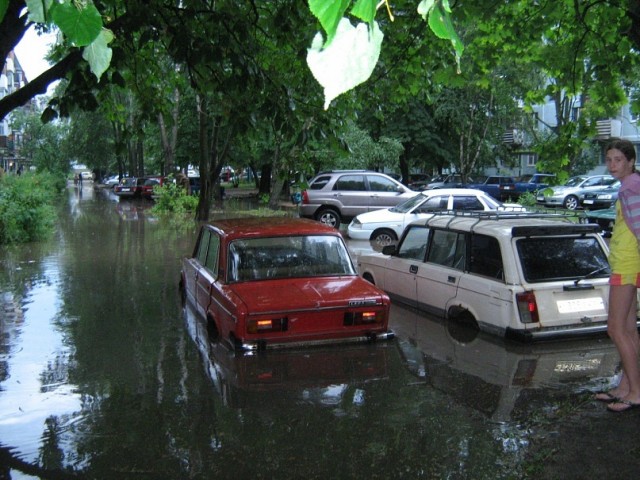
[0,185,622,479]
[390,304,618,421]
[183,300,392,410]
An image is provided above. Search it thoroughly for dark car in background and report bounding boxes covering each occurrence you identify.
[114,177,145,198]
[581,181,620,210]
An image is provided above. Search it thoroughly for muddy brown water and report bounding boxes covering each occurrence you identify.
[0,184,632,479]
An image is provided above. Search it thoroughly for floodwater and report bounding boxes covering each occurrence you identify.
[0,184,621,479]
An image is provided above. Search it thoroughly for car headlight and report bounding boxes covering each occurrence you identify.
[351,219,362,228]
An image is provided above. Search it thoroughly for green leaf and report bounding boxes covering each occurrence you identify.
[417,0,436,20]
[0,0,8,24]
[350,0,376,23]
[308,0,350,46]
[307,19,383,109]
[428,5,463,71]
[50,1,102,47]
[82,29,113,80]
[26,0,53,24]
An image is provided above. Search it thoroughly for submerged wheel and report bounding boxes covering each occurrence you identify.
[563,195,579,210]
[371,229,397,247]
[316,208,341,228]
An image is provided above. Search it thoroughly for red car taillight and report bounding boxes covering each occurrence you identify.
[302,190,309,204]
[516,292,539,324]
[343,310,384,326]
[247,317,288,334]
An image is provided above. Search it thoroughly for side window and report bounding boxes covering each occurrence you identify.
[196,229,211,265]
[452,196,483,211]
[416,196,447,212]
[426,230,465,269]
[334,175,366,191]
[368,175,398,192]
[310,175,333,190]
[397,226,429,261]
[205,232,220,274]
[486,177,499,185]
[469,234,504,281]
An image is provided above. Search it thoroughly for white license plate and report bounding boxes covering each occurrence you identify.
[557,297,604,314]
[122,188,131,192]
[583,199,594,204]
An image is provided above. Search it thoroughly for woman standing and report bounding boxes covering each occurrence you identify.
[595,139,640,412]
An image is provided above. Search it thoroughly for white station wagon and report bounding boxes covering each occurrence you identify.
[357,211,637,341]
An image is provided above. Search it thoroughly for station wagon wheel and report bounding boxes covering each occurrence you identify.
[563,195,579,210]
[316,208,341,228]
[371,229,397,247]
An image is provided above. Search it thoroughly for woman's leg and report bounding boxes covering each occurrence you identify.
[607,284,640,410]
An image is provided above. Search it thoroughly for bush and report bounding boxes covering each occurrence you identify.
[150,182,199,215]
[0,172,63,244]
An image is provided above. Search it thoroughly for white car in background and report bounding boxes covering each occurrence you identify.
[347,188,523,246]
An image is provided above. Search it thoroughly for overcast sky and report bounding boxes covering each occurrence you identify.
[14,27,57,81]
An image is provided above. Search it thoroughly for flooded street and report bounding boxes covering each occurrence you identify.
[0,185,636,479]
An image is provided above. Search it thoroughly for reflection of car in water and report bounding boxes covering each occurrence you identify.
[390,304,619,421]
[183,301,391,409]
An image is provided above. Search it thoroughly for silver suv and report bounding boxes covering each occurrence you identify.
[357,211,635,342]
[300,170,416,227]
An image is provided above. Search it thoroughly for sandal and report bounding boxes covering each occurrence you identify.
[607,399,640,413]
[594,391,619,403]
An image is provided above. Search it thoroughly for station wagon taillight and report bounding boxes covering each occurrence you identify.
[247,317,288,334]
[344,311,383,326]
[516,292,539,324]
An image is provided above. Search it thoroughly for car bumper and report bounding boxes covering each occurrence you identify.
[506,320,640,342]
[347,225,373,240]
[237,330,395,351]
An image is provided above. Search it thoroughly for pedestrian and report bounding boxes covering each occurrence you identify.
[78,172,83,186]
[594,138,640,412]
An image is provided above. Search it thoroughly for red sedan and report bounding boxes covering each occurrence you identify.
[180,217,393,351]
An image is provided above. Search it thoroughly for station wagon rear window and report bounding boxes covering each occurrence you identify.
[227,235,356,282]
[516,237,610,282]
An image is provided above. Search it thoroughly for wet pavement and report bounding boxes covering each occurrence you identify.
[0,184,636,479]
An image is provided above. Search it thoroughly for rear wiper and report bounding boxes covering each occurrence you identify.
[574,266,609,286]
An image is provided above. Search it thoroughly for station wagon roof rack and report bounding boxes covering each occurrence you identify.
[423,209,600,236]
[426,209,582,221]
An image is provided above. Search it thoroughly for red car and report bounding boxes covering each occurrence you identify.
[140,176,167,199]
[180,217,393,351]
[114,177,145,198]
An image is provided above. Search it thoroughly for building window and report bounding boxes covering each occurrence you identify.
[520,153,537,167]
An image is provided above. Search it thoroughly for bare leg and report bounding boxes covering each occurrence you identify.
[607,285,640,411]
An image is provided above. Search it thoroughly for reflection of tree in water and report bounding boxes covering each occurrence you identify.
[39,416,65,473]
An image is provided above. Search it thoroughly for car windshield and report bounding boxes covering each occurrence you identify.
[564,176,587,187]
[516,236,610,282]
[389,193,425,213]
[227,235,356,282]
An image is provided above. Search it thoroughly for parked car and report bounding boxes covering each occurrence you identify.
[580,206,616,237]
[581,181,620,210]
[406,173,431,189]
[347,188,524,246]
[465,175,517,201]
[510,173,556,199]
[189,176,201,196]
[536,174,616,210]
[423,174,470,190]
[102,174,120,188]
[140,176,167,199]
[300,170,416,227]
[179,217,394,351]
[357,211,627,342]
[114,177,145,198]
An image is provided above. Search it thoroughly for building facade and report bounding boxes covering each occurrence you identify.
[1,51,30,174]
